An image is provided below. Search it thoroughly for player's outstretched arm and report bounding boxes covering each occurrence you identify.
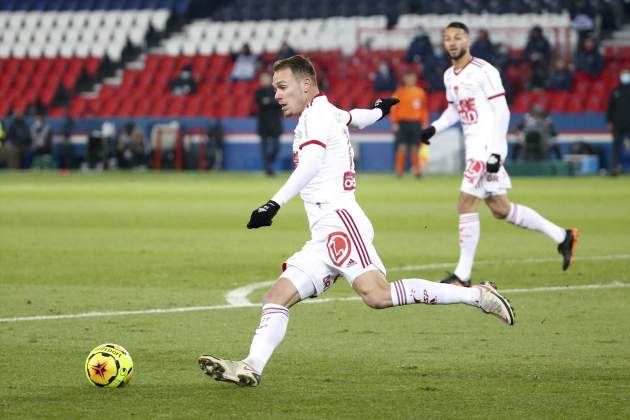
[246,144,325,229]
[347,98,399,129]
[420,103,460,144]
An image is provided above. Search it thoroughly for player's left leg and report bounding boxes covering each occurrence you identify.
[199,277,302,386]
[485,194,578,270]
[351,270,514,325]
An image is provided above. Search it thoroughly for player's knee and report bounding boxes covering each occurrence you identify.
[360,290,390,309]
[491,207,509,219]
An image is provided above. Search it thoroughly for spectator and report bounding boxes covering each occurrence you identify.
[59,109,75,174]
[371,61,397,93]
[471,29,497,64]
[390,72,429,178]
[169,64,198,96]
[570,0,596,45]
[405,27,435,65]
[206,119,224,170]
[574,36,603,78]
[30,114,52,168]
[117,122,146,169]
[230,43,259,81]
[30,114,51,155]
[5,110,31,169]
[254,73,283,176]
[523,26,552,89]
[606,68,630,176]
[276,41,296,61]
[423,47,450,91]
[546,58,573,91]
[512,104,562,161]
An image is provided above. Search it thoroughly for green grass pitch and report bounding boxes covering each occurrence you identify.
[1,171,629,419]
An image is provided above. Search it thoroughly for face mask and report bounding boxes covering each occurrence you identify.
[620,73,630,84]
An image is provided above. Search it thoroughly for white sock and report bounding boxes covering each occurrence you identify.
[390,279,480,306]
[454,212,480,282]
[243,304,289,374]
[507,203,566,244]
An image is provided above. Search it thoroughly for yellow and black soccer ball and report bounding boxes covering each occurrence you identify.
[85,343,134,388]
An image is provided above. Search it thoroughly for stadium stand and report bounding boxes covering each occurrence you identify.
[0,0,628,173]
[0,0,626,118]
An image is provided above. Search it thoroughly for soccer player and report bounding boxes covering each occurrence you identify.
[419,22,579,287]
[198,55,515,387]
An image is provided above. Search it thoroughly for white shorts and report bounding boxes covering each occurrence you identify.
[460,159,512,199]
[282,204,386,299]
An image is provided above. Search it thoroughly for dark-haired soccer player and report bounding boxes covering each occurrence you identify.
[419,22,578,287]
[198,55,515,387]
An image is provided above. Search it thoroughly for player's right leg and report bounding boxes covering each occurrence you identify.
[442,191,481,286]
[199,277,302,387]
[352,270,514,325]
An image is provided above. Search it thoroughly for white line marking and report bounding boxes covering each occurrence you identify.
[1,282,629,323]
[1,254,629,323]
[391,254,630,272]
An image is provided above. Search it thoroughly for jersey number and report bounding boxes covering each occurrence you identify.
[457,98,478,124]
[343,171,356,191]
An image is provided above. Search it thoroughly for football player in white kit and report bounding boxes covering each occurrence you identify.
[199,55,514,387]
[419,22,579,287]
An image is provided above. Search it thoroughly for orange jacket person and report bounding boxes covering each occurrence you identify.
[390,72,430,177]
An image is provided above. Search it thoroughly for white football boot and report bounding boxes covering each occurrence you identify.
[198,354,261,387]
[476,281,515,326]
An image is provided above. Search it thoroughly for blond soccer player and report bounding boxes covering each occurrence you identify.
[198,55,514,387]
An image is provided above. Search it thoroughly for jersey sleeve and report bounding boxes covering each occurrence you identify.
[481,65,505,100]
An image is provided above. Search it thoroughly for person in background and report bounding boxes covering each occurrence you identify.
[5,110,31,169]
[471,29,497,64]
[275,41,296,61]
[523,26,552,89]
[419,22,577,288]
[206,119,224,171]
[30,114,51,157]
[546,58,573,91]
[606,68,630,176]
[405,27,435,65]
[255,73,283,176]
[169,64,198,96]
[117,121,146,169]
[512,103,562,161]
[390,71,429,178]
[372,60,397,93]
[574,36,603,78]
[230,43,259,81]
[59,108,75,174]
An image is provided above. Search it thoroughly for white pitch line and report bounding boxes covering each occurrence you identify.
[1,282,629,323]
[2,254,629,323]
[391,254,630,272]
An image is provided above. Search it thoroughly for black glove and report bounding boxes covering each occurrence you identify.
[373,98,400,120]
[419,126,436,145]
[247,200,280,229]
[486,153,501,173]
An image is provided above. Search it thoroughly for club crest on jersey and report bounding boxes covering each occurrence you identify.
[327,231,352,267]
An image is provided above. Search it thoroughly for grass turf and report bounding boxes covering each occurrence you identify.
[0,171,629,419]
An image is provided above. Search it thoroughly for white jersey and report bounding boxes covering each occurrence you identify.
[291,94,357,222]
[444,57,507,161]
